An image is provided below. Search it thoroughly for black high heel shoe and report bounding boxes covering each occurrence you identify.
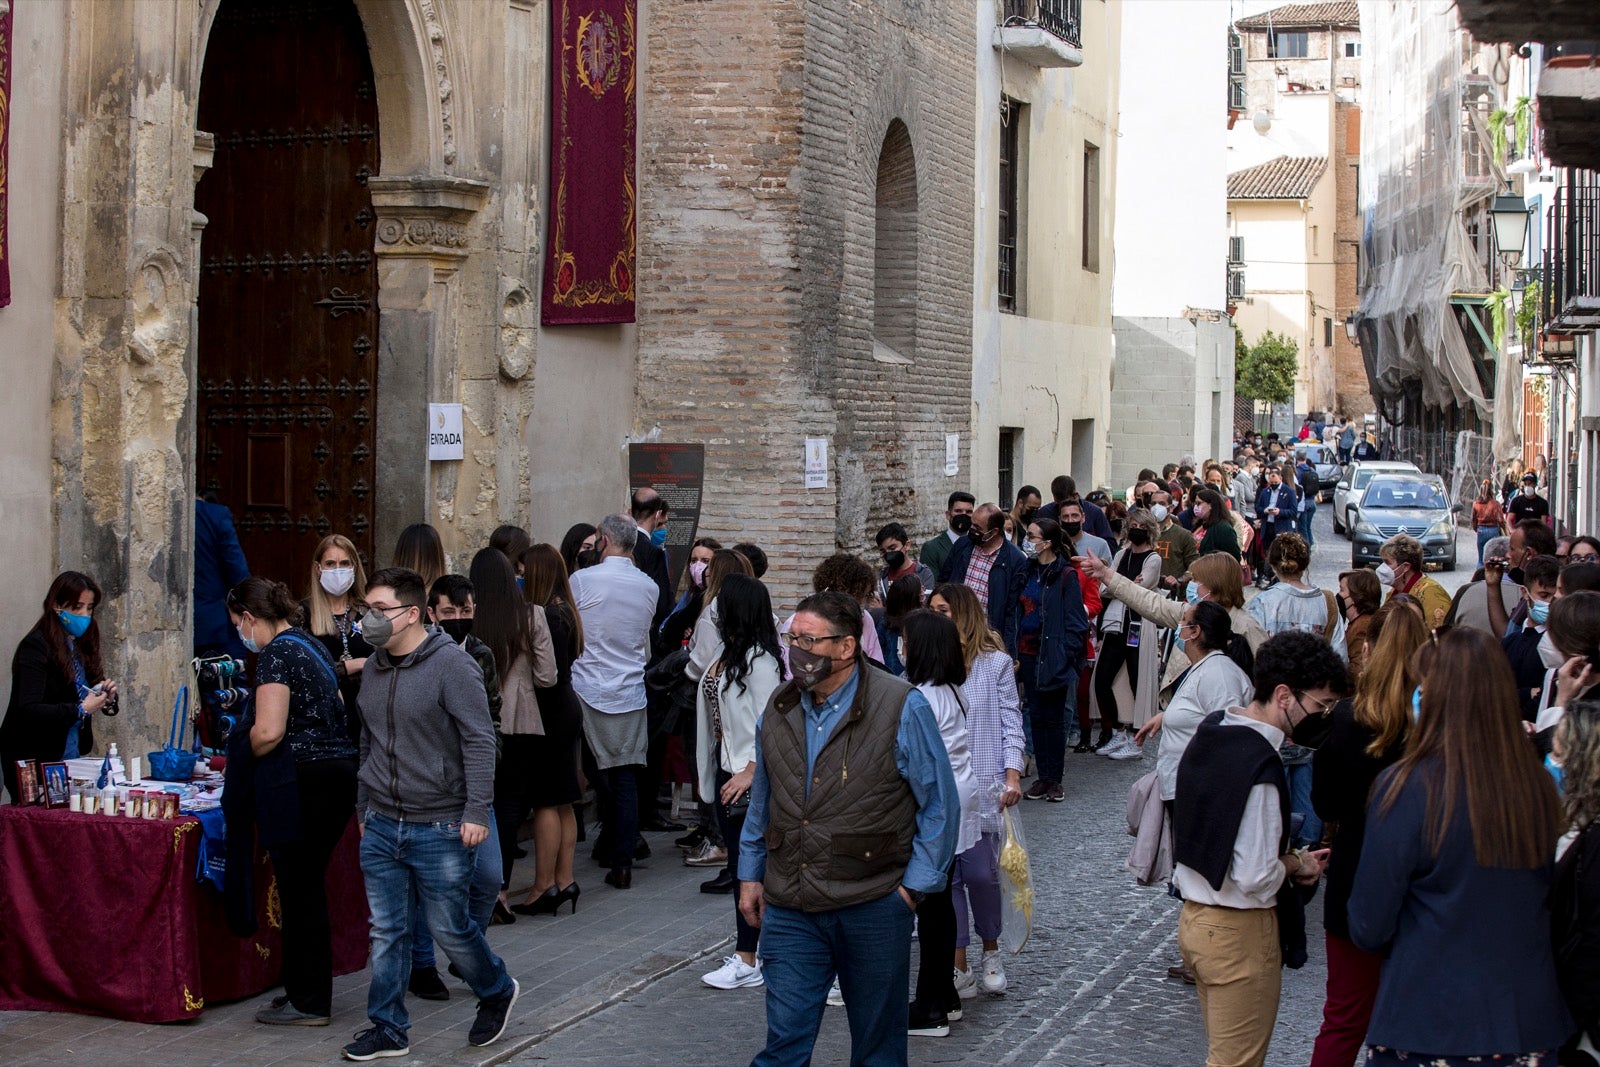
[510,886,563,917]
[557,881,580,914]
[491,899,517,925]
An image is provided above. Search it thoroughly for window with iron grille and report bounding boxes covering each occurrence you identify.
[999,99,1023,312]
[998,429,1018,510]
[1229,236,1245,263]
[1082,142,1101,273]
[1227,267,1245,300]
[1268,31,1309,58]
[1229,30,1244,75]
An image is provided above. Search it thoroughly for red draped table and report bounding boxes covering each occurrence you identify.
[0,805,368,1022]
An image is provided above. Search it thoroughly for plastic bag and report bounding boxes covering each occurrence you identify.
[997,804,1033,954]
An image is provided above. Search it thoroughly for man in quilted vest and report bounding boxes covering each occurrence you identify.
[738,591,959,1066]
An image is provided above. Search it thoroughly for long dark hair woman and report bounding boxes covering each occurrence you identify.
[1307,597,1428,1067]
[1,572,114,800]
[490,525,532,577]
[559,523,598,576]
[1348,627,1571,1065]
[1016,518,1092,789]
[228,576,358,1027]
[391,523,446,589]
[509,543,586,917]
[696,574,785,991]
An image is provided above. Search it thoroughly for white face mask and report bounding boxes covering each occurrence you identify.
[1539,631,1568,671]
[320,568,355,597]
[1374,563,1397,586]
[1151,504,1169,523]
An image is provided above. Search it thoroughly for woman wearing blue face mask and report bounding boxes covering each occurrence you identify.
[1,571,114,801]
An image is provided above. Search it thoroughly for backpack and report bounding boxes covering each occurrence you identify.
[1298,465,1321,500]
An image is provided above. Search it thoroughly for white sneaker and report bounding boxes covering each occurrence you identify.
[701,955,763,990]
[826,977,845,1007]
[1109,732,1145,761]
[952,966,978,1000]
[1097,731,1131,758]
[979,950,1007,995]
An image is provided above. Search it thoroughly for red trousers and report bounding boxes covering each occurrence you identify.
[1310,932,1383,1067]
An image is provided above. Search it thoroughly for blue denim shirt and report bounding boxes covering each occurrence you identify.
[737,668,959,895]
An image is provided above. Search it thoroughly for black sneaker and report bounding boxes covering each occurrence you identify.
[943,994,964,1022]
[1022,781,1050,801]
[341,1027,409,1061]
[468,978,520,1047]
[255,1000,330,1026]
[676,826,709,849]
[407,966,449,1001]
[907,1000,950,1038]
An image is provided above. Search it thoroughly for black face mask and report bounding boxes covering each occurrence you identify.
[1109,520,1125,537]
[968,526,992,547]
[1062,521,1083,538]
[575,548,601,570]
[1335,594,1349,619]
[1127,527,1150,546]
[1288,698,1335,749]
[950,514,973,535]
[1138,494,1153,508]
[1019,508,1037,525]
[438,618,474,643]
[883,550,907,571]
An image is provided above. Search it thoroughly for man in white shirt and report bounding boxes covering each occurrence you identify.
[569,513,661,889]
[1171,631,1346,1067]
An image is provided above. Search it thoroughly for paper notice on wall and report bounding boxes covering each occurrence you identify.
[945,433,959,477]
[805,437,829,489]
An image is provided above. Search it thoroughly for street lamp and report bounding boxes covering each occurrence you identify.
[1344,315,1359,345]
[1491,189,1531,264]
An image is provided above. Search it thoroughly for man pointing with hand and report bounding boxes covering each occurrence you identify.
[345,567,519,1061]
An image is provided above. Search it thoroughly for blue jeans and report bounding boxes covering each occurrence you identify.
[1297,500,1316,546]
[360,811,514,1041]
[752,890,915,1067]
[411,807,503,968]
[1286,763,1322,848]
[1477,525,1499,564]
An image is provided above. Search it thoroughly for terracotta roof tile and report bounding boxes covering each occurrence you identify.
[1235,2,1359,30]
[1227,156,1329,199]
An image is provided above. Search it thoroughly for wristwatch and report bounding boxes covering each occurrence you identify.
[902,886,926,906]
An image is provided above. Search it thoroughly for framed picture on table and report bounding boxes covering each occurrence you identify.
[40,762,70,808]
[13,760,41,805]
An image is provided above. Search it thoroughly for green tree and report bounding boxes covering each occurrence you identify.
[1236,330,1298,404]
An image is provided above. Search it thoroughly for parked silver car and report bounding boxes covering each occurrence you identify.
[1348,473,1461,571]
[1332,459,1420,535]
[1294,443,1343,502]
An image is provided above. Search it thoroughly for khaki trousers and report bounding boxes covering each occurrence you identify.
[1177,900,1282,1067]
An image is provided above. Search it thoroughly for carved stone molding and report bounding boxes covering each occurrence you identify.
[368,175,489,262]
[417,0,458,166]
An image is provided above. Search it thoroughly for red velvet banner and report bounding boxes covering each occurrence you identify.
[0,1,12,309]
[542,0,636,325]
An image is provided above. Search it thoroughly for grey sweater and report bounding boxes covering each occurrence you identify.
[357,627,496,827]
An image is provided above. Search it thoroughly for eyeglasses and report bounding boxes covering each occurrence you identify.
[1295,691,1338,716]
[781,631,848,651]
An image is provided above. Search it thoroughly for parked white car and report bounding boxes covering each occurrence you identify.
[1332,460,1420,536]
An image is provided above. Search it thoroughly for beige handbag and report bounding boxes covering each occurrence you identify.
[501,653,544,736]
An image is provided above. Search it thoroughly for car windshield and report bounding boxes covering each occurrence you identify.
[1362,478,1448,509]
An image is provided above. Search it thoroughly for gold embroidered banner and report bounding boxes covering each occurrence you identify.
[542,0,636,325]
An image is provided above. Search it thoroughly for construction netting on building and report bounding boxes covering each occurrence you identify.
[1357,0,1522,463]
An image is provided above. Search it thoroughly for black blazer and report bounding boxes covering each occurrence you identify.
[1554,819,1600,1048]
[0,630,95,801]
[1310,703,1403,941]
[632,535,674,632]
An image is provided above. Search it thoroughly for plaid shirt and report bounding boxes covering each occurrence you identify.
[964,544,998,608]
[961,650,1026,832]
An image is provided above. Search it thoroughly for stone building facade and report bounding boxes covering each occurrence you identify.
[0,0,975,755]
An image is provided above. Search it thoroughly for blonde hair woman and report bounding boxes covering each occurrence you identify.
[301,534,371,737]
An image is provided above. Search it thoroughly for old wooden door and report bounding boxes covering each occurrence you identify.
[196,0,380,589]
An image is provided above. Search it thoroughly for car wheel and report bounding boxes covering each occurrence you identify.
[1442,551,1456,573]
[1333,511,1344,535]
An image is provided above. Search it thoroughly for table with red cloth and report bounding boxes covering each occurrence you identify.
[0,804,368,1022]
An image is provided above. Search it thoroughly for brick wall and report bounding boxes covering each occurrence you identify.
[637,0,976,611]
[1333,101,1372,416]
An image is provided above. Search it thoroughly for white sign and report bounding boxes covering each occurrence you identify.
[804,437,829,490]
[945,433,959,477]
[429,403,465,461]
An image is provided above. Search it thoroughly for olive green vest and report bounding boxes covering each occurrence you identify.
[760,664,917,912]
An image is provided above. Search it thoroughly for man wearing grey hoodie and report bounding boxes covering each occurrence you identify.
[341,568,519,1062]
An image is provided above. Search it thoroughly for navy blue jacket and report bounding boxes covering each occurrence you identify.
[939,537,1027,659]
[1025,557,1089,691]
[1349,760,1573,1055]
[194,499,250,655]
[1254,482,1300,536]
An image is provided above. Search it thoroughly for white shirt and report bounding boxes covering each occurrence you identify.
[917,682,982,854]
[1172,709,1288,909]
[569,555,659,714]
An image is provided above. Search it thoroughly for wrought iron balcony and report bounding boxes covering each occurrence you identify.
[1542,170,1600,334]
[996,0,1083,68]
